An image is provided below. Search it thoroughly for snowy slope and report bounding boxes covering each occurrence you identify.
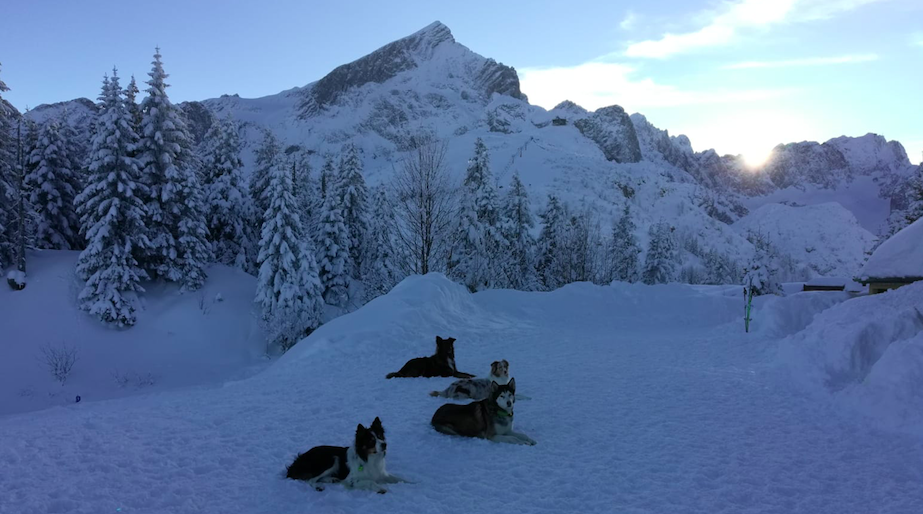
[0,250,268,416]
[2,274,921,513]
[734,202,876,278]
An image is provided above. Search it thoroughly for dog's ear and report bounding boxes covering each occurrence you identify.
[508,377,516,394]
[372,417,383,430]
[490,381,499,395]
[502,359,509,367]
[356,423,366,434]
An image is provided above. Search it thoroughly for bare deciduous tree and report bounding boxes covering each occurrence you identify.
[38,342,78,385]
[393,136,456,275]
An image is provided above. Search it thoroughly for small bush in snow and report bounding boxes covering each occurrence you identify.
[111,369,132,389]
[38,342,79,385]
[198,292,211,315]
[135,372,156,388]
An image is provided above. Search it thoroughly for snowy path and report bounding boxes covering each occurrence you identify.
[1,278,921,514]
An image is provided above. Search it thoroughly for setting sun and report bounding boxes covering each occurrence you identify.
[742,147,774,168]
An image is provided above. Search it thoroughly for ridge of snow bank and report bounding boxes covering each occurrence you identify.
[778,282,923,435]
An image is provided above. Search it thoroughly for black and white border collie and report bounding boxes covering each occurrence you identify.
[286,417,409,493]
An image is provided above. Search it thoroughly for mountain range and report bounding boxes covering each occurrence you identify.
[22,21,920,280]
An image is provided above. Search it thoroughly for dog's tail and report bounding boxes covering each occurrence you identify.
[385,372,399,379]
[429,390,445,397]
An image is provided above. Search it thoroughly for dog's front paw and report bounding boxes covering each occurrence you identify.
[523,438,537,446]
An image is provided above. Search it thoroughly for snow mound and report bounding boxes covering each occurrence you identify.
[734,202,876,277]
[778,282,923,435]
[749,291,849,338]
[0,250,268,416]
[859,217,923,280]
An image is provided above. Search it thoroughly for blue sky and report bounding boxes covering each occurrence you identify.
[3,0,920,163]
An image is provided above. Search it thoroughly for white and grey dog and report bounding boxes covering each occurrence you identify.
[431,378,537,445]
[430,360,510,400]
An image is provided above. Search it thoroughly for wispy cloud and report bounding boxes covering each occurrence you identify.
[625,0,889,59]
[620,11,639,31]
[912,32,923,47]
[518,62,793,111]
[723,53,879,69]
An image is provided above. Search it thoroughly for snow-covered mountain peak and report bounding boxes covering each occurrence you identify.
[297,21,523,118]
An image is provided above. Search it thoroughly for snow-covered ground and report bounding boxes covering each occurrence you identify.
[0,251,269,416]
[2,274,921,514]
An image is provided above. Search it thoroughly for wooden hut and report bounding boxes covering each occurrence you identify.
[858,218,923,294]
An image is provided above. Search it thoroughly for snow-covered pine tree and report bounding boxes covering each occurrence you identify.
[290,149,314,229]
[447,186,484,292]
[318,154,335,203]
[123,75,142,136]
[25,119,81,249]
[74,70,149,326]
[742,231,782,295]
[8,113,39,283]
[316,174,351,308]
[642,221,678,285]
[447,138,506,291]
[536,194,567,291]
[201,114,250,269]
[176,164,212,291]
[336,144,369,279]
[256,159,323,351]
[500,172,538,290]
[560,209,601,284]
[609,204,641,283]
[251,129,281,221]
[703,250,738,285]
[137,48,210,288]
[311,154,336,246]
[362,185,400,300]
[0,63,15,269]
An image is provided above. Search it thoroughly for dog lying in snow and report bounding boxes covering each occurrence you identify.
[430,360,510,400]
[431,378,536,445]
[385,336,475,379]
[285,417,409,493]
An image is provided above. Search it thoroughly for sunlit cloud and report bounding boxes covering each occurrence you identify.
[519,62,794,111]
[625,0,889,59]
[723,53,879,69]
[619,11,639,31]
[625,0,796,59]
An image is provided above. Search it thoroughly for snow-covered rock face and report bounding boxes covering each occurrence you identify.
[574,105,642,164]
[734,202,876,278]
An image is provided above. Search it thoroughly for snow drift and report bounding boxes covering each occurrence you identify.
[778,282,923,435]
[0,250,268,416]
